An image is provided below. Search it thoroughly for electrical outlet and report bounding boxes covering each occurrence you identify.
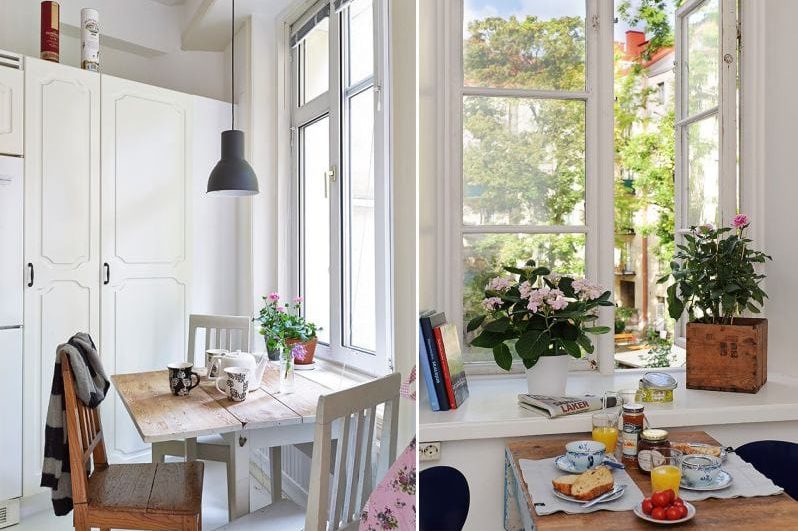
[420,442,441,461]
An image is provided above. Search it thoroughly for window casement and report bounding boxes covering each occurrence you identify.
[289,0,392,376]
[673,0,739,346]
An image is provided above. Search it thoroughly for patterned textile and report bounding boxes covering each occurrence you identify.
[360,368,418,530]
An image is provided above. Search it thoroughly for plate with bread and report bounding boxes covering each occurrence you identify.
[551,466,624,504]
[671,442,727,461]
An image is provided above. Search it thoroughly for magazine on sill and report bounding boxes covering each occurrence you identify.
[518,393,620,419]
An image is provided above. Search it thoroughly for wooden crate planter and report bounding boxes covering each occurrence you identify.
[686,318,768,393]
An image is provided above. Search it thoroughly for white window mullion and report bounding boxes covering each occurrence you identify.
[719,0,738,223]
[328,4,344,358]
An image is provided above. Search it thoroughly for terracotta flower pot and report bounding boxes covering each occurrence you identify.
[286,337,318,365]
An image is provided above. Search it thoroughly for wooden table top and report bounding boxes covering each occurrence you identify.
[506,431,798,529]
[112,363,335,442]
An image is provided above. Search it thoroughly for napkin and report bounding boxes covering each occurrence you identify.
[679,453,784,502]
[519,457,645,516]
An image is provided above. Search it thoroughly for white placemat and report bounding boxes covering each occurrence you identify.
[679,453,784,502]
[519,458,645,516]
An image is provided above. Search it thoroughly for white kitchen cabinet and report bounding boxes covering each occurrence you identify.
[100,75,193,462]
[22,58,101,495]
[0,55,23,156]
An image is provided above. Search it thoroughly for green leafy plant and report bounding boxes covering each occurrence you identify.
[642,328,676,368]
[658,215,771,324]
[467,259,614,370]
[615,306,637,333]
[254,292,319,354]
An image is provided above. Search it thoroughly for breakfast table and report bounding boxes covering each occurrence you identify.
[504,431,798,530]
[111,363,346,520]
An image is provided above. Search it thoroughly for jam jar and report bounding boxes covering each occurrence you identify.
[621,403,645,467]
[637,428,671,473]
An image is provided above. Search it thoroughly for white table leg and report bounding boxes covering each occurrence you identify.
[225,431,251,521]
[269,446,282,501]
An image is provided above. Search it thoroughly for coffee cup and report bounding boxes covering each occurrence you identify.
[215,366,250,402]
[205,349,229,377]
[168,362,200,396]
[680,454,722,487]
[565,440,606,472]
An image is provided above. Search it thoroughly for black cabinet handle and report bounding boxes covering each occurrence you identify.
[104,262,110,285]
[27,263,33,287]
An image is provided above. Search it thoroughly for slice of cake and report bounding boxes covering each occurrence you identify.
[552,474,580,496]
[570,466,614,501]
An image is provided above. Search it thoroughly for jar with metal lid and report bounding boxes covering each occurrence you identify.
[621,403,645,467]
[637,429,671,473]
[639,372,678,403]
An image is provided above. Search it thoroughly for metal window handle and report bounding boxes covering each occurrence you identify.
[324,167,336,198]
[27,263,33,287]
[104,262,110,285]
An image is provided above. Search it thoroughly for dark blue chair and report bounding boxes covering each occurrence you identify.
[735,440,798,499]
[420,466,470,531]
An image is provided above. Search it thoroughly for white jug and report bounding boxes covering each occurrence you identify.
[210,351,268,392]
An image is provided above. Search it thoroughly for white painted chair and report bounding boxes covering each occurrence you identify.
[222,372,402,531]
[152,314,252,520]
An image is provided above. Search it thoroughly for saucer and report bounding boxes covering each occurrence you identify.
[295,362,316,371]
[680,469,733,491]
[552,484,625,504]
[555,455,592,473]
[634,501,696,524]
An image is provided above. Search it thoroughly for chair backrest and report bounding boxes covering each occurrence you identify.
[306,372,402,531]
[60,351,108,506]
[419,466,470,531]
[187,314,251,365]
[736,440,798,500]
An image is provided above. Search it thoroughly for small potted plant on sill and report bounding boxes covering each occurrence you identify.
[658,215,771,393]
[254,292,320,366]
[468,260,613,396]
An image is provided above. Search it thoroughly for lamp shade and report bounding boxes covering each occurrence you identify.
[206,129,259,196]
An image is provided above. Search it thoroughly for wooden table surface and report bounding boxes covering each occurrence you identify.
[112,363,334,442]
[506,431,798,530]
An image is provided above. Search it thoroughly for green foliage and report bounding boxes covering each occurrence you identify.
[469,260,612,370]
[254,295,320,352]
[641,328,676,368]
[658,222,771,324]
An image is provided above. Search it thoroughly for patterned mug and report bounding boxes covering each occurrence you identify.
[167,362,200,396]
[215,366,250,402]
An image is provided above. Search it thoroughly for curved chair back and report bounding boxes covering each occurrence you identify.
[187,314,251,365]
[420,466,470,531]
[736,440,798,500]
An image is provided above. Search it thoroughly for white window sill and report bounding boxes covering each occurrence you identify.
[419,368,798,442]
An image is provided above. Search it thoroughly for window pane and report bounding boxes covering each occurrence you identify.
[687,114,720,226]
[463,0,586,91]
[301,117,330,344]
[462,233,586,361]
[463,96,585,226]
[346,88,376,351]
[687,0,719,115]
[301,18,329,105]
[347,0,373,86]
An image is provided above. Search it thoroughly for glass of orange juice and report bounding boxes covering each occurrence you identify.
[651,456,682,496]
[592,412,619,456]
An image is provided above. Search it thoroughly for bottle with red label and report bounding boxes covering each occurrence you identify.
[41,1,60,63]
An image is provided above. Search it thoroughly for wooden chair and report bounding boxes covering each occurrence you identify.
[152,314,251,519]
[61,351,203,531]
[222,372,402,531]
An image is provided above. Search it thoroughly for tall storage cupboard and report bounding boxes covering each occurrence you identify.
[22,58,195,494]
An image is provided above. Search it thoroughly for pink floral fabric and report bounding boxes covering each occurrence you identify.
[359,438,417,530]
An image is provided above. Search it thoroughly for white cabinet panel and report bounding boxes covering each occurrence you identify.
[101,75,192,462]
[0,66,23,156]
[23,58,100,494]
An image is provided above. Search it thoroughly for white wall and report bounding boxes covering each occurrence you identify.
[0,0,225,100]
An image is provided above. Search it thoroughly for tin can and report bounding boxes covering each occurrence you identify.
[81,8,100,72]
[639,372,678,403]
[40,1,60,63]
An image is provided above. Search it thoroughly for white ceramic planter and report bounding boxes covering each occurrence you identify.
[525,355,569,396]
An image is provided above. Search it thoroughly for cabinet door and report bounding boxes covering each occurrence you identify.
[101,75,193,462]
[0,65,23,156]
[23,58,101,494]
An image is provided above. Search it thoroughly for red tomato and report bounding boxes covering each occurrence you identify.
[666,506,682,521]
[672,497,685,507]
[664,489,676,504]
[641,499,654,515]
[651,507,667,521]
[652,491,670,508]
[677,504,689,519]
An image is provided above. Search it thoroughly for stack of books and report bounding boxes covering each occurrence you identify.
[419,311,469,411]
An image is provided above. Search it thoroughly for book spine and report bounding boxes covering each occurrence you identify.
[433,327,457,409]
[418,324,440,411]
[420,317,450,411]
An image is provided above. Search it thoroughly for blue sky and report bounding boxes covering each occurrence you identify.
[463,0,673,41]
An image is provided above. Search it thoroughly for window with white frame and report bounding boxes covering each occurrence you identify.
[289,0,391,375]
[446,0,739,372]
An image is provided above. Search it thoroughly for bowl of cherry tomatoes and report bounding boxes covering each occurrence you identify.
[633,489,696,525]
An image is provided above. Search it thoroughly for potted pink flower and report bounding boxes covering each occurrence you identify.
[254,292,320,364]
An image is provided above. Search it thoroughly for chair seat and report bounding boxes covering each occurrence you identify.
[88,461,204,515]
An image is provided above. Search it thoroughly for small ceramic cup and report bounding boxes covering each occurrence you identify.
[167,362,200,396]
[215,366,250,402]
[680,454,722,487]
[205,348,229,378]
[565,440,606,472]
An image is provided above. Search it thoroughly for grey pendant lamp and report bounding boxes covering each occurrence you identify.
[207,0,259,196]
